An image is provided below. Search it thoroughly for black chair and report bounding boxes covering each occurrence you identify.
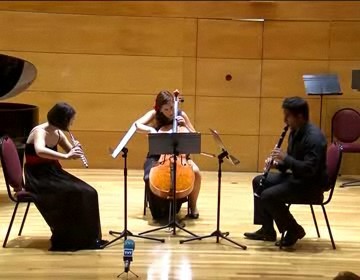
[280,143,343,250]
[0,136,38,248]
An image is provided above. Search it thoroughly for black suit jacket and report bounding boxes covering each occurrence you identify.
[277,123,328,190]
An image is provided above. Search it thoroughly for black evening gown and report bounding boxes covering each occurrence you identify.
[24,143,102,251]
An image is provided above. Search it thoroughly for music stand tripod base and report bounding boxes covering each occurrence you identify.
[138,133,201,238]
[117,270,139,279]
[180,131,247,250]
[102,147,165,249]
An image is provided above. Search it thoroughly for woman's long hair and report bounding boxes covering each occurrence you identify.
[47,102,76,131]
[154,90,174,128]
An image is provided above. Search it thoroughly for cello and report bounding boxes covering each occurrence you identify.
[149,90,195,200]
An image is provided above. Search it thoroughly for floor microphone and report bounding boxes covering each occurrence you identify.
[123,239,135,273]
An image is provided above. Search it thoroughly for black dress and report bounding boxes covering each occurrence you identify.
[24,143,102,251]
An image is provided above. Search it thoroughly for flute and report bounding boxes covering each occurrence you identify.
[254,125,289,197]
[69,131,89,168]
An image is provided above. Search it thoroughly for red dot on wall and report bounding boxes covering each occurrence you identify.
[225,74,232,81]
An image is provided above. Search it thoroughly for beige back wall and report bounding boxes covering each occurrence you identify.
[1,1,359,174]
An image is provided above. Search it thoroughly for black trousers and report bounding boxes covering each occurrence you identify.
[252,172,321,233]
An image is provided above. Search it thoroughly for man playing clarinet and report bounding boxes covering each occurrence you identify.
[244,96,328,247]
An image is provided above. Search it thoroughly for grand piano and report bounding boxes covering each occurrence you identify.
[0,54,39,165]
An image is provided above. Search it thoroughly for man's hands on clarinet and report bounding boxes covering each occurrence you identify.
[263,148,287,169]
[270,147,287,166]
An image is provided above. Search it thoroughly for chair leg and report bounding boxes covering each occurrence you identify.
[3,202,20,248]
[310,205,320,238]
[168,200,172,224]
[340,179,360,188]
[143,187,147,216]
[18,202,31,236]
[321,205,336,250]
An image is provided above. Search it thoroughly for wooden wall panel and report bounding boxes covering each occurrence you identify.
[196,58,261,97]
[60,131,149,169]
[339,154,360,176]
[261,60,329,97]
[263,21,330,59]
[2,1,360,20]
[0,4,359,175]
[6,91,196,132]
[258,135,289,171]
[182,58,196,96]
[330,22,360,60]
[3,51,191,95]
[0,11,196,57]
[260,98,321,136]
[193,135,258,172]
[195,97,260,135]
[197,19,263,59]
[62,134,260,171]
[328,61,360,99]
[321,61,360,135]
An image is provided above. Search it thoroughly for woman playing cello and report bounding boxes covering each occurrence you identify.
[135,90,201,221]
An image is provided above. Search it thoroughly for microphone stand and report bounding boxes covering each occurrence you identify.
[102,147,165,248]
[117,269,139,279]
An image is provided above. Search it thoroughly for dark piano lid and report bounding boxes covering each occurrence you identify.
[0,53,37,100]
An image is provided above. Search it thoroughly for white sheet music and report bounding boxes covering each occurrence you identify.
[111,123,137,158]
[209,128,240,165]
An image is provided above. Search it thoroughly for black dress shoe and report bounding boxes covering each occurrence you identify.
[244,227,277,241]
[276,225,305,247]
[94,239,109,249]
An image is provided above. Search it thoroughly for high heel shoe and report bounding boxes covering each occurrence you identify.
[187,208,199,219]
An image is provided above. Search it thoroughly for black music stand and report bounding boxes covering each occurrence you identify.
[303,74,342,129]
[138,132,201,237]
[102,147,165,248]
[180,129,247,249]
[352,70,360,91]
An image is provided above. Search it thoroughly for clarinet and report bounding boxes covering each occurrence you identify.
[254,125,289,197]
[69,131,89,168]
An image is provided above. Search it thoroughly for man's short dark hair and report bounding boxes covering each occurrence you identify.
[282,96,309,121]
[334,271,360,280]
[47,102,76,131]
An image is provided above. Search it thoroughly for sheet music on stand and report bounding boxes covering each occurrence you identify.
[111,123,137,158]
[302,74,342,130]
[352,70,360,91]
[303,74,342,95]
[209,128,240,166]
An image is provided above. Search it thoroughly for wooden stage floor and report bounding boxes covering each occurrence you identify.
[1,169,360,280]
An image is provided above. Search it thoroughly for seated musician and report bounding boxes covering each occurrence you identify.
[134,90,201,221]
[244,97,328,247]
[24,102,107,251]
